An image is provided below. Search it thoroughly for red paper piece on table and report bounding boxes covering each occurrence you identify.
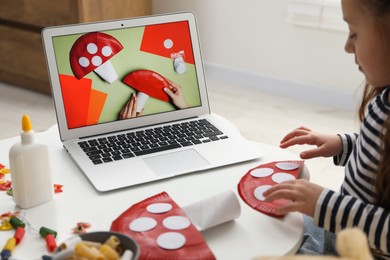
[0,181,11,191]
[111,192,215,260]
[54,184,63,193]
[59,74,92,129]
[237,160,304,218]
[140,21,195,64]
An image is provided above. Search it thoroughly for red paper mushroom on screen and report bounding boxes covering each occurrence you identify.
[122,70,170,112]
[70,32,124,83]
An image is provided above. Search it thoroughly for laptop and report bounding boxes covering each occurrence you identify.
[42,12,263,192]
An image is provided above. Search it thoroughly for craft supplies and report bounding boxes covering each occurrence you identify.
[9,114,53,209]
[111,192,216,259]
[51,233,135,260]
[0,211,57,258]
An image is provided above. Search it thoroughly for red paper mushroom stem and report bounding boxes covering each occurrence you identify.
[70,32,124,84]
[122,70,170,112]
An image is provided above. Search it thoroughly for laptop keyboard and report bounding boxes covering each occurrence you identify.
[78,119,229,165]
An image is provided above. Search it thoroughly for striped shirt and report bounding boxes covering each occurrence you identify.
[313,86,390,257]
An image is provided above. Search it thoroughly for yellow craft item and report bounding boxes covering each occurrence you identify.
[100,244,120,260]
[75,242,104,260]
[0,168,10,174]
[3,237,16,252]
[0,221,13,231]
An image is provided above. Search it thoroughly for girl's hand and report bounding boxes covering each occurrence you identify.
[280,127,342,159]
[263,179,324,216]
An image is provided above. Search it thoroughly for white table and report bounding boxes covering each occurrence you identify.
[0,126,303,259]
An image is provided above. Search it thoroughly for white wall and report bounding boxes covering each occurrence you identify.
[152,0,365,110]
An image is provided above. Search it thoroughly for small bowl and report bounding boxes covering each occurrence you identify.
[80,231,140,259]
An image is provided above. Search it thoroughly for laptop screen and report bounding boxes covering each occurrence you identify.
[43,12,210,140]
[51,20,201,130]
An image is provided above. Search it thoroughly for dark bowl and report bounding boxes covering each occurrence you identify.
[80,231,140,259]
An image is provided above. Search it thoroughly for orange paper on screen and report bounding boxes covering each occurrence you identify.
[86,89,107,125]
[59,74,92,129]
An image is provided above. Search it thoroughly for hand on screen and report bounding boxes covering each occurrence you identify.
[119,93,143,119]
[164,79,189,109]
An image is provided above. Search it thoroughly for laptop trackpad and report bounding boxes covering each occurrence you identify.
[143,149,210,176]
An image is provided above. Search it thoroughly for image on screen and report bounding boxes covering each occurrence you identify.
[52,21,202,129]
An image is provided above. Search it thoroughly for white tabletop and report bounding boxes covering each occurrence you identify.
[0,126,303,259]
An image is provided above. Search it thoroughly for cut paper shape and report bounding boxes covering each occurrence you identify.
[140,21,195,64]
[122,70,170,112]
[157,232,186,250]
[59,74,92,129]
[110,192,215,259]
[70,32,124,83]
[272,172,296,184]
[238,161,304,218]
[163,216,191,230]
[129,217,157,232]
[250,168,274,178]
[86,89,107,126]
[275,162,299,171]
[254,185,273,201]
[147,203,173,214]
[59,74,107,128]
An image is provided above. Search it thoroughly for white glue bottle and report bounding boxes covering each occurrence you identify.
[9,114,53,209]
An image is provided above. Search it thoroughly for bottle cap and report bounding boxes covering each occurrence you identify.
[22,114,32,132]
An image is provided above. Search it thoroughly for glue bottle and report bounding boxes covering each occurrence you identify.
[9,114,53,209]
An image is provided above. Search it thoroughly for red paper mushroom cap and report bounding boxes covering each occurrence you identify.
[122,70,170,102]
[70,32,124,79]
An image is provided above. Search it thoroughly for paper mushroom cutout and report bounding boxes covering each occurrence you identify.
[70,32,124,84]
[122,70,170,112]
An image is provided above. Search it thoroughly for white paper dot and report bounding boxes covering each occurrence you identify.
[254,185,273,201]
[275,162,299,171]
[156,232,186,250]
[101,46,112,57]
[163,216,191,230]
[129,217,157,232]
[91,56,102,66]
[147,203,173,214]
[78,57,89,67]
[164,39,173,49]
[272,172,296,183]
[87,43,98,54]
[250,168,274,178]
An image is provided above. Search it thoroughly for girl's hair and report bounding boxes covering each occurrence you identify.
[358,0,390,208]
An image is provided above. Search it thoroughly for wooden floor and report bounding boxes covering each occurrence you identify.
[0,79,359,191]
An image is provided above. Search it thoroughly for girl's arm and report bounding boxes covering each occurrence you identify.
[333,133,359,166]
[315,189,390,256]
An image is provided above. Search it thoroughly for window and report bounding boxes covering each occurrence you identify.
[287,0,347,32]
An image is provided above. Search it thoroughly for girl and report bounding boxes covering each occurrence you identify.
[264,0,390,258]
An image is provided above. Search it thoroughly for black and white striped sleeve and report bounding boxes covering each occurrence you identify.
[333,133,359,166]
[314,189,390,255]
